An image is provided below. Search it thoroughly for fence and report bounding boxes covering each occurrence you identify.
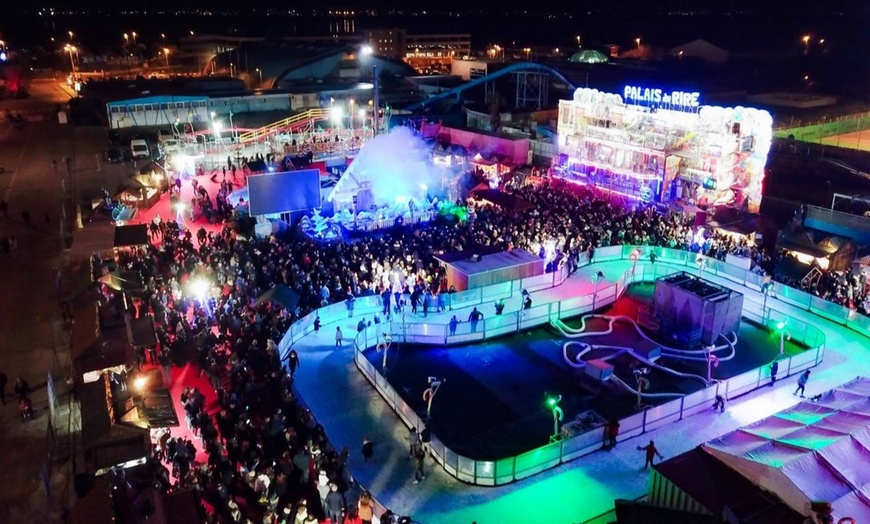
[277,251,588,355]
[298,245,828,486]
[773,111,870,149]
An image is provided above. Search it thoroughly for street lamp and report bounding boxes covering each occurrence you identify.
[634,368,650,409]
[523,47,531,61]
[64,44,77,80]
[629,248,642,276]
[423,377,444,420]
[349,99,355,128]
[163,47,170,67]
[378,333,392,371]
[547,394,563,441]
[255,67,263,84]
[635,38,641,49]
[776,321,792,356]
[705,345,719,383]
[761,275,773,323]
[592,271,605,312]
[123,33,129,45]
[132,31,137,45]
[68,31,74,40]
[576,35,581,47]
[802,34,810,53]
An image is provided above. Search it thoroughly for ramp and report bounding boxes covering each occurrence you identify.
[237,108,330,144]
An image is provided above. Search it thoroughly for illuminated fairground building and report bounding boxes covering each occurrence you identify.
[554,86,773,212]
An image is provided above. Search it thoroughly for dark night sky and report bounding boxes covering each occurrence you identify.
[1,0,863,11]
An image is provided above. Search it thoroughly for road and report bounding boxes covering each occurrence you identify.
[0,79,131,522]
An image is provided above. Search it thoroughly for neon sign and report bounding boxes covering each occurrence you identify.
[623,86,700,108]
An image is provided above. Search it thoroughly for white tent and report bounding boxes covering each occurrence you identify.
[703,377,870,522]
[671,39,730,63]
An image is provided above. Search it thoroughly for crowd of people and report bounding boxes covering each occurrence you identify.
[114,222,379,524]
[99,166,870,523]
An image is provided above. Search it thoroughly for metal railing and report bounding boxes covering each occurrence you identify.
[347,256,825,485]
[277,245,836,486]
[237,108,330,144]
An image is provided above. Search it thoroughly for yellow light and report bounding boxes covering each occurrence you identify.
[133,376,147,392]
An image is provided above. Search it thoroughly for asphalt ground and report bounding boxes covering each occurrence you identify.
[0,80,138,522]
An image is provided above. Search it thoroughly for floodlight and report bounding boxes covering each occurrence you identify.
[189,278,209,299]
[133,376,147,392]
[330,106,344,121]
[361,45,373,56]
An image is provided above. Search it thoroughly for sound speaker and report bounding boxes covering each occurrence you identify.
[420,428,432,443]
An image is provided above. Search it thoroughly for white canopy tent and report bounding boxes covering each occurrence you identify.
[703,377,870,522]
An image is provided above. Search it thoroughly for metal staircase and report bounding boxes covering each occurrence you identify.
[237,108,330,145]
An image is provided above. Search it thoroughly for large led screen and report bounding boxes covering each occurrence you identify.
[247,169,321,216]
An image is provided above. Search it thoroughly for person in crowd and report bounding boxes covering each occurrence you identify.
[638,440,663,470]
[604,419,620,449]
[362,437,374,462]
[413,444,426,484]
[448,315,459,336]
[287,349,300,377]
[324,482,346,524]
[795,370,811,397]
[468,307,482,333]
[357,491,374,524]
[713,394,727,413]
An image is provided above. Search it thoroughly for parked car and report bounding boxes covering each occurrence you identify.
[130,139,150,160]
[103,148,124,164]
[107,130,123,146]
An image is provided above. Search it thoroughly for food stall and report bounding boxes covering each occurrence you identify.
[116,175,161,210]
